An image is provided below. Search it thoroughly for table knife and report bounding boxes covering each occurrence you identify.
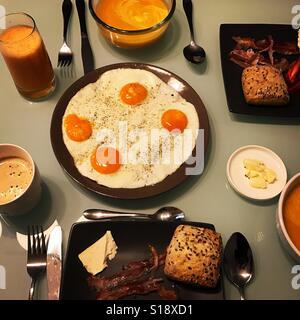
[47,226,62,300]
[75,0,94,74]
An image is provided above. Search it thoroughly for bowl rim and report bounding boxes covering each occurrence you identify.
[278,172,300,257]
[88,0,176,35]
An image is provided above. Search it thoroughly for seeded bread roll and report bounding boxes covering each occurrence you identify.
[241,65,289,106]
[164,225,222,288]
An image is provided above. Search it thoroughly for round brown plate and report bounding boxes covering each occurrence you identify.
[50,63,209,199]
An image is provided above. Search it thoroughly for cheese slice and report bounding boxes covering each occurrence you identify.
[105,231,118,261]
[78,230,118,275]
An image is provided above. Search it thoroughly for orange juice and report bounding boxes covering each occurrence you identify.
[0,14,55,100]
[283,184,300,251]
[95,0,170,48]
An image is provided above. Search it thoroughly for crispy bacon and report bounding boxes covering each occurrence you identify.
[232,36,259,50]
[149,245,159,271]
[267,35,274,66]
[233,36,299,55]
[230,34,300,71]
[87,266,152,292]
[274,57,290,72]
[158,286,178,300]
[273,41,299,55]
[96,277,164,300]
[229,49,260,68]
[87,247,166,292]
[124,252,166,270]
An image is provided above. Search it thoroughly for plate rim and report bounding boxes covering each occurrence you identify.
[226,144,288,201]
[50,62,210,199]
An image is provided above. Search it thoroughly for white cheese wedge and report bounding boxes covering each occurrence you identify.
[78,230,118,275]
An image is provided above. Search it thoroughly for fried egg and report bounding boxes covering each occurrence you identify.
[62,68,199,188]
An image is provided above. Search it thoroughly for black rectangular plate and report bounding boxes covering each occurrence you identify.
[60,220,224,300]
[220,24,300,117]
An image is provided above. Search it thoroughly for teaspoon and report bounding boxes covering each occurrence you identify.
[83,206,185,221]
[182,0,206,64]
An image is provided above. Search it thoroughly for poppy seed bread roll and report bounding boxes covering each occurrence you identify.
[241,65,289,105]
[164,225,222,288]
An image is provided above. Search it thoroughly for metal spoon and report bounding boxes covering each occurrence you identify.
[83,206,185,221]
[223,232,254,300]
[182,0,206,64]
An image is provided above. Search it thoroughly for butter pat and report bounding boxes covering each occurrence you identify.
[78,231,117,275]
[243,159,277,189]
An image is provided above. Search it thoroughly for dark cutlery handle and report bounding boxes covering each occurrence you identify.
[62,0,72,41]
[75,0,94,74]
[183,0,195,41]
[76,0,88,36]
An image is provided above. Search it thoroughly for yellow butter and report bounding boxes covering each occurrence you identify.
[250,175,267,189]
[244,159,277,189]
[264,168,277,183]
[243,159,265,172]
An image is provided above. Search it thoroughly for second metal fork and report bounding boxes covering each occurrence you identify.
[57,0,73,67]
[27,226,47,300]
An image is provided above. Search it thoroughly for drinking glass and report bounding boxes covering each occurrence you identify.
[0,13,55,100]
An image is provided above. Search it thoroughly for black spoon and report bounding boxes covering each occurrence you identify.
[223,232,254,300]
[182,0,206,64]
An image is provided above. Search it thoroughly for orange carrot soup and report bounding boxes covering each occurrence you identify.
[283,184,300,251]
[96,0,169,30]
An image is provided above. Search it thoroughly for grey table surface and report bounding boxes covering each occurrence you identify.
[0,0,300,300]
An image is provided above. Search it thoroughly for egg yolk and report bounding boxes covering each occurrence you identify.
[120,83,148,105]
[91,147,121,174]
[65,114,92,142]
[161,109,188,132]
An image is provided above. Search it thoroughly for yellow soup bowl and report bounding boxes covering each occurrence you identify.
[89,0,176,49]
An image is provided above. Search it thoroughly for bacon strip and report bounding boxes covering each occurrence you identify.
[229,34,299,70]
[87,247,166,292]
[88,266,151,292]
[124,252,166,270]
[96,277,164,300]
[158,286,178,300]
[232,36,299,55]
[149,245,159,271]
[273,41,299,55]
[229,49,261,68]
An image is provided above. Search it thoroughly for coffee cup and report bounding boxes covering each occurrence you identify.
[0,144,41,216]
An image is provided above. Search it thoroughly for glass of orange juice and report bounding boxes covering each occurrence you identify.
[0,13,55,101]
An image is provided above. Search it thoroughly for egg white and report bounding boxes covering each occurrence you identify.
[62,68,200,188]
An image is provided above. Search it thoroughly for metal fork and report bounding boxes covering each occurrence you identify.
[57,0,73,67]
[27,226,47,300]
